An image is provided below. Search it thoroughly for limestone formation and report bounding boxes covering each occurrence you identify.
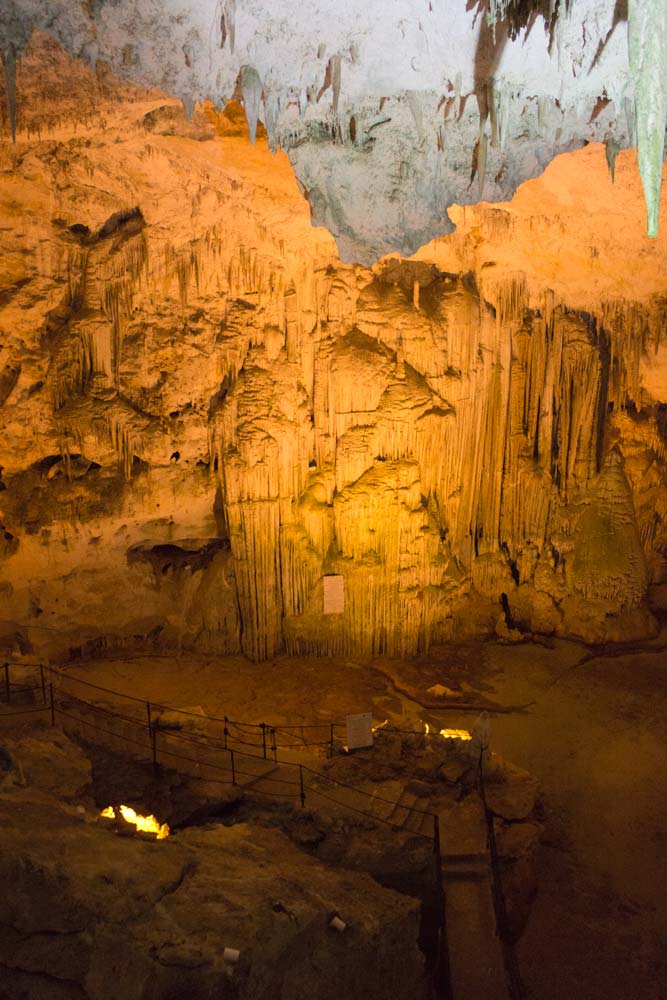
[1,3,666,259]
[0,39,667,661]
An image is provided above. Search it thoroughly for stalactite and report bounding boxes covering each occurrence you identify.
[9,70,661,661]
[330,54,342,113]
[181,95,196,121]
[240,65,262,144]
[1,44,17,143]
[280,524,321,617]
[406,90,425,143]
[477,131,488,198]
[318,54,342,113]
[220,0,236,53]
[486,0,512,28]
[628,0,667,236]
[104,411,144,480]
[263,91,280,152]
[623,95,637,148]
[492,273,528,325]
[497,83,511,150]
[605,137,620,182]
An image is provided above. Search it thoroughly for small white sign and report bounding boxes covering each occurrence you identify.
[346,712,373,750]
[323,574,344,614]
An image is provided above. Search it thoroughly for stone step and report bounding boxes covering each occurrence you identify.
[445,876,508,1000]
[365,793,399,824]
[442,858,490,882]
[403,803,434,837]
[365,781,409,823]
[388,790,420,829]
[443,849,490,880]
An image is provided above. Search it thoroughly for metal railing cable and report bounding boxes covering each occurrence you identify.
[7,660,546,1000]
[0,673,526,1000]
[3,663,476,763]
[0,663,532,1000]
[1,668,437,824]
[1,659,455,998]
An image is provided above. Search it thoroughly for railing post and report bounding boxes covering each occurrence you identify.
[223,715,229,750]
[230,749,236,785]
[49,683,55,726]
[329,722,335,758]
[40,664,47,704]
[270,727,277,762]
[146,701,152,737]
[3,662,9,704]
[261,722,267,759]
[299,765,305,808]
[151,725,158,774]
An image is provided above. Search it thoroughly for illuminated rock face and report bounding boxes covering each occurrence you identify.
[0,41,666,660]
[2,2,667,259]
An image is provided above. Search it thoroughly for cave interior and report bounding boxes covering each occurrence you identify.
[0,2,666,1000]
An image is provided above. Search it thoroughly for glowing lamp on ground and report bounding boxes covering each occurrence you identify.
[100,804,170,839]
[423,721,472,741]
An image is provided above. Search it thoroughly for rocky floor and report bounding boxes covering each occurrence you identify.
[53,630,667,1000]
[1,690,541,1000]
[1,727,431,1000]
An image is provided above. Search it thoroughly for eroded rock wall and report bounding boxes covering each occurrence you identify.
[1,43,667,660]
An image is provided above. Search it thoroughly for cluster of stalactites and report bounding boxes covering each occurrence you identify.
[1,2,666,237]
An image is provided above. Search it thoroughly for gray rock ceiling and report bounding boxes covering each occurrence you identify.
[1,0,666,263]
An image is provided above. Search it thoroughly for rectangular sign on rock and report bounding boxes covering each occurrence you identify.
[346,713,373,750]
[323,574,344,614]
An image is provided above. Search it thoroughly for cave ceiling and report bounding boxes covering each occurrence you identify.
[1,2,667,663]
[1,1,666,262]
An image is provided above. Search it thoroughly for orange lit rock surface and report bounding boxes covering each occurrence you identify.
[1,41,666,660]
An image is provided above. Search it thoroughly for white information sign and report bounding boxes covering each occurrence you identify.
[323,574,345,614]
[346,712,373,750]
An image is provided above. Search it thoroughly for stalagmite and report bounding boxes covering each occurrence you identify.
[628,0,667,236]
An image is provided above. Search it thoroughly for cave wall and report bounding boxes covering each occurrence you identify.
[1,41,667,661]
